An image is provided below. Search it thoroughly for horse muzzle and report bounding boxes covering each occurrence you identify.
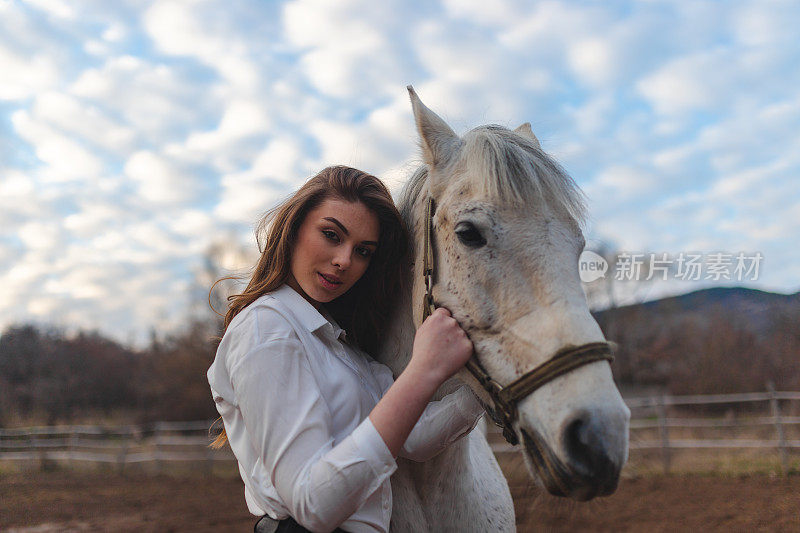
[520,408,628,501]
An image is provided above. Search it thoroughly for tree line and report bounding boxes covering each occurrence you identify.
[594,296,800,398]
[1,289,798,426]
[0,319,221,427]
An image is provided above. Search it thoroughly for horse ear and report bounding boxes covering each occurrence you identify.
[407,86,461,170]
[514,122,541,149]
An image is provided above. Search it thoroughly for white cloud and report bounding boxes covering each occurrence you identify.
[102,22,127,43]
[124,151,198,205]
[308,120,361,167]
[71,55,213,141]
[18,221,63,251]
[283,0,409,100]
[283,0,371,48]
[0,0,83,101]
[214,176,287,225]
[207,133,311,224]
[24,0,77,20]
[593,165,659,198]
[249,137,305,183]
[567,38,615,87]
[143,0,219,56]
[12,109,106,182]
[184,98,271,152]
[652,144,696,173]
[4,252,51,290]
[0,171,40,223]
[307,99,415,185]
[32,91,137,154]
[128,220,187,256]
[565,94,615,137]
[63,203,123,238]
[0,45,60,100]
[169,209,217,241]
[440,0,518,27]
[731,2,800,47]
[143,0,262,90]
[499,1,604,52]
[298,35,389,98]
[44,265,112,300]
[83,39,112,56]
[89,230,152,265]
[26,297,59,316]
[636,50,727,115]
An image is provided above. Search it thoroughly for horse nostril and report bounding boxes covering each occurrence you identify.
[563,415,619,493]
[565,418,592,474]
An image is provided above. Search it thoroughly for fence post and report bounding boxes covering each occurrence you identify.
[656,395,671,474]
[767,382,788,476]
[117,440,128,476]
[32,432,46,472]
[69,429,77,467]
[154,425,162,475]
[205,445,214,477]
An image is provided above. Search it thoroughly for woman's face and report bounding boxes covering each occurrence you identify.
[287,197,380,308]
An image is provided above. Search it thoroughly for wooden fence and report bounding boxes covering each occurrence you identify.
[623,387,800,475]
[0,420,233,474]
[2,390,798,475]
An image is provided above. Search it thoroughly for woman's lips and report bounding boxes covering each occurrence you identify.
[317,272,342,290]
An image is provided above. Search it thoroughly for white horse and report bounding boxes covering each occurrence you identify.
[374,87,630,531]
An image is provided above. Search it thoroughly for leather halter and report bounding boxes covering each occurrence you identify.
[421,196,614,445]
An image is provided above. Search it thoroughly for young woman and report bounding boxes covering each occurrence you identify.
[207,166,484,533]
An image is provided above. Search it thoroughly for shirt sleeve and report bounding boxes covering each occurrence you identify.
[367,360,485,463]
[399,385,485,462]
[229,333,397,532]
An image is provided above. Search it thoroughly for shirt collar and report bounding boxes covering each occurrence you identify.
[272,284,347,341]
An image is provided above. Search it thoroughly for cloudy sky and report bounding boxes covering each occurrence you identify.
[1,0,798,345]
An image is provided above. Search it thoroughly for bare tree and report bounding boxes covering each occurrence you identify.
[189,236,258,331]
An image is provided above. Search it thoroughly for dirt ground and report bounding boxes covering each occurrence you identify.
[1,461,798,532]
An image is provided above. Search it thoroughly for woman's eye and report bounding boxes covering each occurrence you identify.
[356,247,373,258]
[322,230,339,242]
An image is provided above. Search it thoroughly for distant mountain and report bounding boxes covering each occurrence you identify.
[595,286,800,337]
[634,286,797,309]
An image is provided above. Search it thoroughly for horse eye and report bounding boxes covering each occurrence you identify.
[455,222,487,248]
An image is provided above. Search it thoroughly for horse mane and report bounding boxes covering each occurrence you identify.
[399,125,587,227]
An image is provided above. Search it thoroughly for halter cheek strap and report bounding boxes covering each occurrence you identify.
[420,196,614,445]
[422,196,437,321]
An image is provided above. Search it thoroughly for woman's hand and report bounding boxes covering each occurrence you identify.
[406,307,474,388]
[369,306,474,457]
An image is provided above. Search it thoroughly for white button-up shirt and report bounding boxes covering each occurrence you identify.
[207,284,484,533]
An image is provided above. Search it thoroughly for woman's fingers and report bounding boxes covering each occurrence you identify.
[410,305,475,385]
[433,307,451,317]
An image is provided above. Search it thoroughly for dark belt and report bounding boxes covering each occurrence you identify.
[254,515,347,533]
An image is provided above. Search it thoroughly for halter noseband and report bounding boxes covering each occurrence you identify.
[421,197,614,445]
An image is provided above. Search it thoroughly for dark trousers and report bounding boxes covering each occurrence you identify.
[254,515,347,533]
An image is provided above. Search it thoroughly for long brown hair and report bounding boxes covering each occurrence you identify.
[209,166,411,448]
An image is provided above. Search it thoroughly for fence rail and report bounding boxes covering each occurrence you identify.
[0,419,232,473]
[623,391,800,408]
[2,390,798,475]
[616,386,798,474]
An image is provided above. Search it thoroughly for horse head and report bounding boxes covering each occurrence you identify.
[401,86,629,501]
